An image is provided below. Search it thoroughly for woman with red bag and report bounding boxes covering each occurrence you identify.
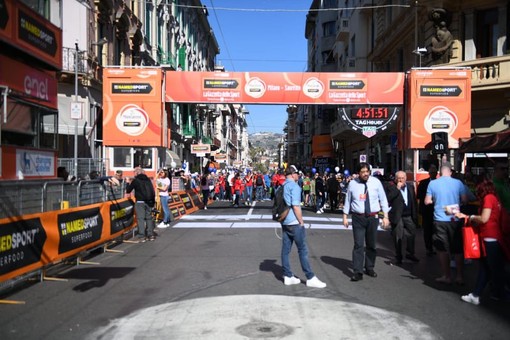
[456,179,507,305]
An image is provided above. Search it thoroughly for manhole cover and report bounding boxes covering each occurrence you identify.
[236,320,293,338]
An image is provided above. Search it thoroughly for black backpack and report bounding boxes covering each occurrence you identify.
[272,183,290,222]
[136,176,156,207]
[256,175,263,186]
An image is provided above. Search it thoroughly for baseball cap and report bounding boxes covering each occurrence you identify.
[285,165,298,176]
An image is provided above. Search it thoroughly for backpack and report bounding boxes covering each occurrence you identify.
[272,183,290,222]
[136,176,156,207]
[256,175,263,186]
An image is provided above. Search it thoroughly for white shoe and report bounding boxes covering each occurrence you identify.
[204,206,207,210]
[320,208,324,213]
[306,276,326,288]
[283,276,301,285]
[461,293,480,305]
[316,210,323,214]
[157,222,169,229]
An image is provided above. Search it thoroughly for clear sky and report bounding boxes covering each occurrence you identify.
[202,0,311,134]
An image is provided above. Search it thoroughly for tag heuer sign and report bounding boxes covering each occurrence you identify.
[340,106,400,139]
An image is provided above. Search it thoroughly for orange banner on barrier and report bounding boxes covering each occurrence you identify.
[103,68,163,146]
[0,199,135,282]
[406,69,471,149]
[165,71,404,105]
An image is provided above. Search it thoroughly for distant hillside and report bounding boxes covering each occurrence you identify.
[249,132,283,154]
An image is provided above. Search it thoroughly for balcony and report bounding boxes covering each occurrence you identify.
[183,125,197,138]
[201,136,213,145]
[448,55,510,91]
[336,19,350,43]
[61,47,102,82]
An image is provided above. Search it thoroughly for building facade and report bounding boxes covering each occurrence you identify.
[0,0,63,180]
[56,0,249,179]
[291,0,510,177]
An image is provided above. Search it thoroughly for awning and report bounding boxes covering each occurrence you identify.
[165,149,182,168]
[459,129,510,153]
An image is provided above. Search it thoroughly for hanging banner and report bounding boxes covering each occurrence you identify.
[103,68,163,146]
[0,0,62,70]
[405,68,471,149]
[165,71,404,105]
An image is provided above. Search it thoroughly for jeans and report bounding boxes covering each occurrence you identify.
[473,240,505,298]
[202,189,210,207]
[281,224,315,280]
[245,186,253,203]
[316,195,323,212]
[352,214,379,274]
[135,202,155,237]
[255,186,264,201]
[234,190,241,206]
[159,195,170,223]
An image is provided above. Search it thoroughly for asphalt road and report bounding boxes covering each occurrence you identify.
[1,200,509,339]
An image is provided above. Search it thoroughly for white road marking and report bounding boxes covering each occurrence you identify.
[87,295,441,340]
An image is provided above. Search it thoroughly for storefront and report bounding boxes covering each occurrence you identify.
[0,0,62,180]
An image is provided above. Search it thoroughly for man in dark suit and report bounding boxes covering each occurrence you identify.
[416,165,438,256]
[392,171,420,264]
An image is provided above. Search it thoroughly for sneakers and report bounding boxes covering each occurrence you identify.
[204,206,207,210]
[461,293,480,305]
[135,235,146,243]
[306,276,327,288]
[283,276,301,285]
[316,210,323,214]
[157,221,170,229]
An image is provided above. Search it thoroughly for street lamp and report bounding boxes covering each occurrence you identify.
[412,47,427,67]
[73,41,80,179]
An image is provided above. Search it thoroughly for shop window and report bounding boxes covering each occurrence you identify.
[112,147,153,169]
[1,99,56,149]
[113,147,132,168]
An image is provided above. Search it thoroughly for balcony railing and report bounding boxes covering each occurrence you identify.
[62,46,103,81]
[201,136,213,145]
[183,126,197,137]
[448,55,510,90]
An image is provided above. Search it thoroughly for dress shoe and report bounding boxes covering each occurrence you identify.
[406,254,420,263]
[395,257,403,265]
[364,270,377,277]
[351,273,363,281]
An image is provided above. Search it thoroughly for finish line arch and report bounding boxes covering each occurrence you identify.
[164,71,405,105]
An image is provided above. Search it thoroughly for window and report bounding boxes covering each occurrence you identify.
[1,99,57,149]
[476,8,499,57]
[322,50,335,64]
[112,147,153,169]
[323,0,337,9]
[323,21,336,37]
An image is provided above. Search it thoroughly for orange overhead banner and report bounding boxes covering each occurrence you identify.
[165,71,404,105]
[103,68,163,146]
[406,69,471,149]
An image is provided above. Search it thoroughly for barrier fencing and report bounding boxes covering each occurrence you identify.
[0,178,205,300]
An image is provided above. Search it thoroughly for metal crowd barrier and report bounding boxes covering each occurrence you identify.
[0,179,126,219]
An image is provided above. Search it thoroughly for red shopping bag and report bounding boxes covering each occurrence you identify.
[463,224,480,259]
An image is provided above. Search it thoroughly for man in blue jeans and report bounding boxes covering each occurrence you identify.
[280,165,326,288]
